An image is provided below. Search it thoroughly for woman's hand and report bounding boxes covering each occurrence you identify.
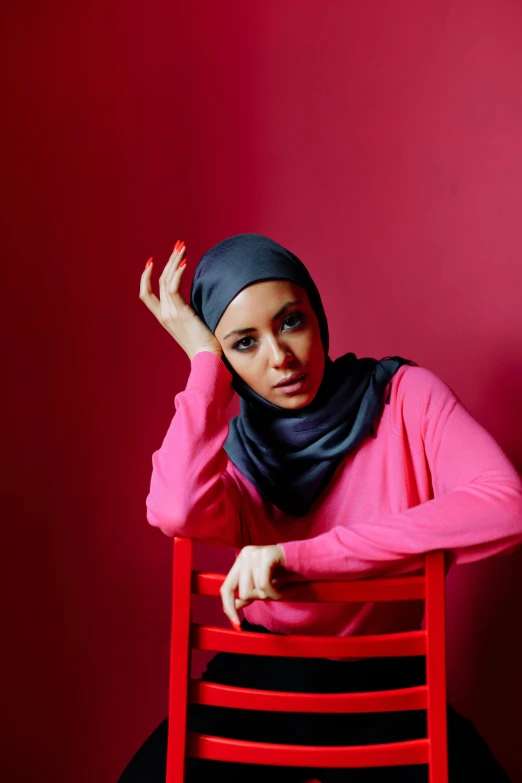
[220,545,287,629]
[139,241,223,361]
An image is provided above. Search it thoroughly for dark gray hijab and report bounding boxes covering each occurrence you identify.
[190,233,417,516]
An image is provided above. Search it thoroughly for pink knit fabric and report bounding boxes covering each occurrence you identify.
[146,351,522,639]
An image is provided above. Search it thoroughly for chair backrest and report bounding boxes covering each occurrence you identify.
[166,536,448,783]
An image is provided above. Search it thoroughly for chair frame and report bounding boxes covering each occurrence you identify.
[166,536,448,782]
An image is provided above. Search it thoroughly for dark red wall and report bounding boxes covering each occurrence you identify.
[4,1,522,780]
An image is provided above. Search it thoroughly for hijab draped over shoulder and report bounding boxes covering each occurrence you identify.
[190,233,417,516]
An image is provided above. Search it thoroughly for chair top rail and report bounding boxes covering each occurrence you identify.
[191,624,427,658]
[187,733,429,767]
[192,572,426,602]
[190,680,428,713]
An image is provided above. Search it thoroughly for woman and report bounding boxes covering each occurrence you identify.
[119,233,522,782]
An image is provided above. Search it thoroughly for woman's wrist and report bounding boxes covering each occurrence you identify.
[189,347,223,360]
[185,349,233,401]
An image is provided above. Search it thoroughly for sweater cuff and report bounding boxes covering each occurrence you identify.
[186,351,234,404]
[277,540,307,576]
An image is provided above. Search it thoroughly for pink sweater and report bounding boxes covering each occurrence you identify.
[146,350,522,639]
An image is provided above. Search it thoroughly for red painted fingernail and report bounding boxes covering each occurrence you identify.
[174,240,181,251]
[179,259,187,269]
[144,257,153,269]
[232,621,242,632]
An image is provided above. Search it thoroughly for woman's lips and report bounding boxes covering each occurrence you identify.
[275,373,308,395]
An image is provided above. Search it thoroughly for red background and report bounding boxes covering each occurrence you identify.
[3,1,522,781]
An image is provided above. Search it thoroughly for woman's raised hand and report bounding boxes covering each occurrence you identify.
[139,240,223,361]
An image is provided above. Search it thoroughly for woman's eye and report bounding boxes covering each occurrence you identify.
[232,336,256,351]
[283,312,304,329]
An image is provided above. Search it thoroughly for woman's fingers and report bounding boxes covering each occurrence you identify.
[162,246,189,317]
[139,260,161,318]
[239,561,255,603]
[159,245,182,301]
[254,561,283,601]
[165,242,187,293]
[220,562,242,628]
[248,547,284,601]
[140,242,185,323]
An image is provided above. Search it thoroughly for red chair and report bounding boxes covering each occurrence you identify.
[166,536,448,783]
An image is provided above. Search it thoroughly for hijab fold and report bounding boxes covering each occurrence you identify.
[191,233,417,516]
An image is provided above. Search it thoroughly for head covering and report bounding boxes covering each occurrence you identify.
[190,233,417,516]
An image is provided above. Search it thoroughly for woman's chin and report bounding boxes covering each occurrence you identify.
[273,389,317,409]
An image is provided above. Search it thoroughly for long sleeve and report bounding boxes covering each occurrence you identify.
[278,367,522,579]
[146,350,243,548]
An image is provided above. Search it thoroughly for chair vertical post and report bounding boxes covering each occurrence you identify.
[166,536,193,783]
[425,551,449,783]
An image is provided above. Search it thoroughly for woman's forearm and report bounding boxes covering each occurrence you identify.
[146,351,242,548]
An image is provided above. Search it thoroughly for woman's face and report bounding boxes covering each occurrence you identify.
[214,280,325,409]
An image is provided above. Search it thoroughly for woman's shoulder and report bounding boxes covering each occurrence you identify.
[385,363,464,427]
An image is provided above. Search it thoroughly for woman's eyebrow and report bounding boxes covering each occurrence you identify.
[223,300,302,341]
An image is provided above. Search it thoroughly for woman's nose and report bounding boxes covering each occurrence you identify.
[266,337,293,367]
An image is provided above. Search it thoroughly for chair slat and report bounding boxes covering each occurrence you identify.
[191,680,428,712]
[191,624,427,658]
[192,571,426,602]
[187,734,430,767]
